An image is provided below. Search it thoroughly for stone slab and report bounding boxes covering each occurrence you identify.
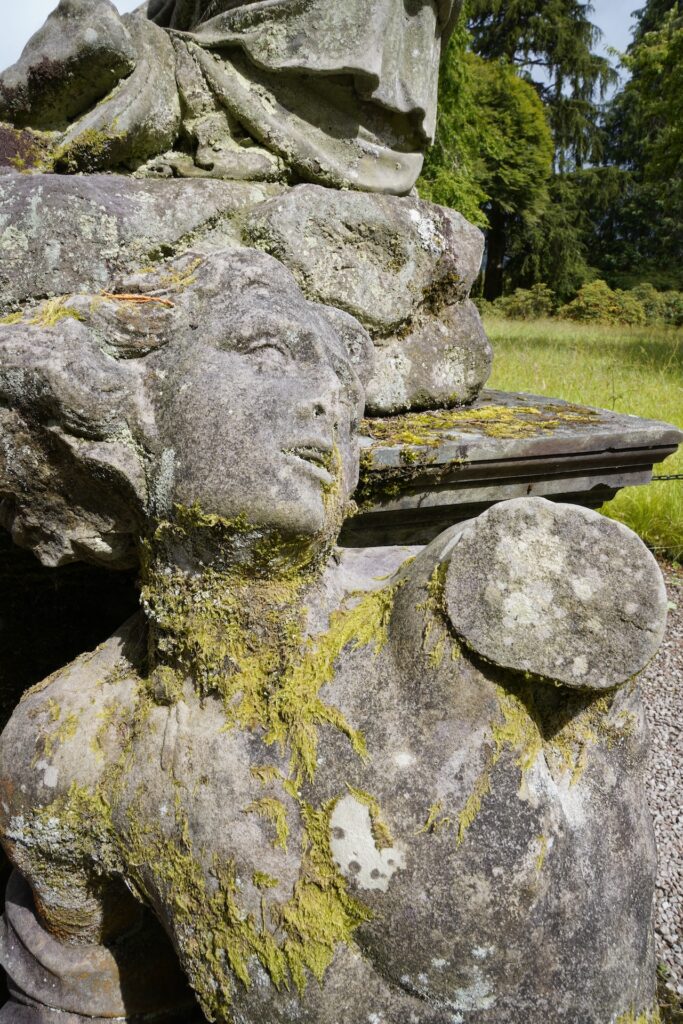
[343,389,683,545]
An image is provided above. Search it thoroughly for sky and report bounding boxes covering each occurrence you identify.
[1,0,639,80]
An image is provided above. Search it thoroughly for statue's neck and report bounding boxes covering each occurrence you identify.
[140,536,322,707]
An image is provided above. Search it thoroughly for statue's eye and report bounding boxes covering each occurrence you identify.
[248,341,290,372]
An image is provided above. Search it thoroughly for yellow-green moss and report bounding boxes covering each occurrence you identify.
[27,297,84,328]
[90,701,124,760]
[535,834,549,873]
[492,684,616,787]
[417,562,461,669]
[52,128,122,174]
[245,797,290,851]
[143,500,401,781]
[0,296,81,330]
[421,678,626,849]
[360,403,602,449]
[41,710,79,760]
[456,769,492,847]
[415,800,452,836]
[18,496,403,1012]
[615,1009,662,1023]
[345,785,394,849]
[253,871,279,890]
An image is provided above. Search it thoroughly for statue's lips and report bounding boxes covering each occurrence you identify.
[283,445,334,486]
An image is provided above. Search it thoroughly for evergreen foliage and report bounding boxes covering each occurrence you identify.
[467,0,617,168]
[420,0,683,303]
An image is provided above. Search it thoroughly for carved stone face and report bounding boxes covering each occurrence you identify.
[0,249,373,568]
[153,254,371,540]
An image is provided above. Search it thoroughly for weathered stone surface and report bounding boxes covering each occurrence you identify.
[366,298,492,414]
[443,497,668,689]
[148,0,461,193]
[0,0,136,131]
[0,502,665,1021]
[0,172,281,310]
[0,0,460,192]
[242,185,484,332]
[51,13,182,174]
[0,173,488,414]
[241,185,490,411]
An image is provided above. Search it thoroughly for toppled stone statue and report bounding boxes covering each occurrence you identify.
[0,0,459,193]
[0,250,668,1022]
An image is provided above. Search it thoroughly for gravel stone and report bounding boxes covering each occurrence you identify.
[641,559,683,1001]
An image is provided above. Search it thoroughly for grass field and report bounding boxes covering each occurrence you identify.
[484,317,683,561]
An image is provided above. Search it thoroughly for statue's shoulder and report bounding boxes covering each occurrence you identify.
[391,498,667,693]
[0,614,145,809]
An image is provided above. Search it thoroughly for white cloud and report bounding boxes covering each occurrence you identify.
[1,1,142,74]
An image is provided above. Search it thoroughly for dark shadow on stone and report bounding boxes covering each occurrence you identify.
[0,529,139,734]
[0,527,140,1009]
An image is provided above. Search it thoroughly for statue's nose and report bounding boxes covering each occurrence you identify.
[295,371,341,423]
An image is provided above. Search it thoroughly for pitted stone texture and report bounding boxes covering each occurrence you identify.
[241,185,490,412]
[0,172,280,310]
[366,298,492,415]
[0,0,136,131]
[242,185,484,332]
[444,497,668,690]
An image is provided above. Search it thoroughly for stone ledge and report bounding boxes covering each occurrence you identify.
[343,389,683,545]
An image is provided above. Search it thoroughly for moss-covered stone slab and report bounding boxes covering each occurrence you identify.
[346,388,683,544]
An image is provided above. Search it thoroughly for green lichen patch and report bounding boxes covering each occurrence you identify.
[360,403,602,449]
[0,311,23,325]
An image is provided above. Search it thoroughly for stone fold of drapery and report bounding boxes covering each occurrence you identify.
[147,0,461,191]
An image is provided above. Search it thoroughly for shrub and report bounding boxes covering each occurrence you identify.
[658,290,683,327]
[491,284,557,320]
[558,280,646,325]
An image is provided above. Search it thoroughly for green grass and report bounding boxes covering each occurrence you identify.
[485,317,683,560]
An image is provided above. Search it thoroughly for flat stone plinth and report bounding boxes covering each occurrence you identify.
[342,389,683,545]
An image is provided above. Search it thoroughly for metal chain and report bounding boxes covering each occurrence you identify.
[651,474,683,481]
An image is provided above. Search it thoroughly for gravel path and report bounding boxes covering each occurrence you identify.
[641,559,683,1002]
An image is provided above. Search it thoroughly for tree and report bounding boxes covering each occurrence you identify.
[467,0,617,169]
[419,31,554,299]
[591,1,683,288]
